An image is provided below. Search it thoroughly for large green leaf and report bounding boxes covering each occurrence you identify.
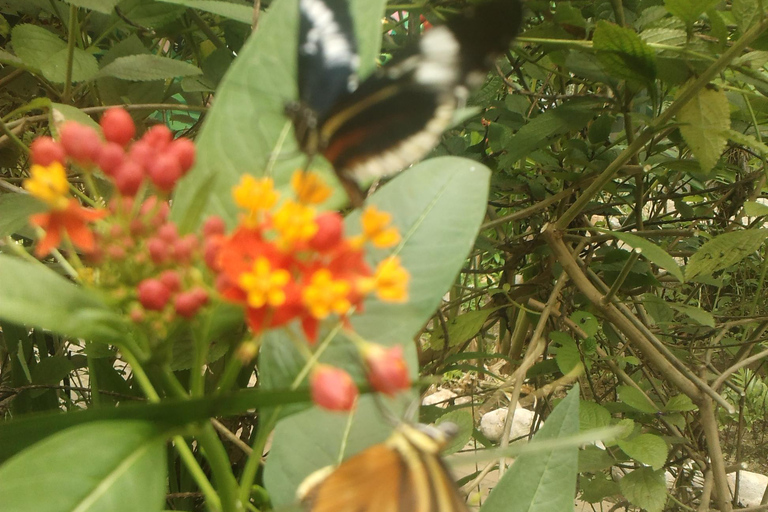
[0,388,309,462]
[263,158,492,504]
[620,467,667,512]
[0,421,166,512]
[593,21,656,86]
[10,24,97,82]
[606,230,684,282]
[617,433,668,470]
[0,255,128,344]
[664,0,721,26]
[676,85,730,173]
[481,386,581,512]
[98,54,202,81]
[0,194,45,237]
[686,229,768,280]
[61,0,120,14]
[171,0,388,226]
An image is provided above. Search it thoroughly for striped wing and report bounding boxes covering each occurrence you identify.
[301,425,468,512]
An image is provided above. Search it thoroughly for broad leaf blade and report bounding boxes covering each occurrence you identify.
[0,421,166,512]
[676,85,730,173]
[686,229,768,280]
[98,54,203,81]
[593,21,656,86]
[607,230,684,282]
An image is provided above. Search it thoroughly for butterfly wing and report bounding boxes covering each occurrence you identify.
[300,425,469,512]
[297,0,359,120]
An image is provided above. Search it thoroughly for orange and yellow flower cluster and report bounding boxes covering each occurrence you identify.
[207,171,409,343]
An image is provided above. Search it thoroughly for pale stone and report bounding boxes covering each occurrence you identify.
[479,406,537,442]
[422,389,457,408]
[728,471,768,507]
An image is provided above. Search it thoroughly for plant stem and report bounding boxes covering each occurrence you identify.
[63,4,78,103]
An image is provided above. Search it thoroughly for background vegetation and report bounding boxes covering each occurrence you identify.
[2,1,768,511]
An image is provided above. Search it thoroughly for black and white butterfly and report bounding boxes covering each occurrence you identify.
[286,0,523,205]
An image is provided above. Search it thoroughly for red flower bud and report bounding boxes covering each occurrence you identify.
[309,212,344,251]
[59,122,102,165]
[113,161,145,196]
[173,234,198,261]
[147,153,182,192]
[157,222,179,243]
[159,270,182,293]
[142,124,172,149]
[137,278,171,311]
[97,142,125,176]
[167,138,196,173]
[204,236,223,270]
[147,237,169,264]
[310,365,358,412]
[128,140,154,170]
[364,344,410,396]
[189,286,209,307]
[100,107,136,147]
[175,291,202,318]
[30,137,66,166]
[203,216,226,237]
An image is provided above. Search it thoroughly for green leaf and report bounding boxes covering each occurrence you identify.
[570,311,599,336]
[727,129,768,156]
[156,0,252,23]
[430,308,496,350]
[733,0,760,33]
[436,410,474,456]
[29,356,76,392]
[171,0,388,223]
[40,47,99,83]
[668,303,715,327]
[676,85,730,173]
[619,467,667,512]
[579,446,615,473]
[50,102,102,132]
[617,433,668,470]
[61,0,120,14]
[664,394,697,412]
[0,255,128,344]
[554,336,583,374]
[499,100,597,166]
[481,386,581,512]
[11,24,65,71]
[579,401,612,431]
[117,0,185,28]
[98,54,202,81]
[0,421,166,512]
[664,0,720,26]
[686,229,768,280]
[0,194,45,237]
[744,201,768,217]
[0,48,23,66]
[617,385,658,414]
[581,476,621,503]
[0,388,309,462]
[606,230,684,282]
[593,21,656,85]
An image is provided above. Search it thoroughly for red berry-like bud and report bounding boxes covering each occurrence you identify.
[137,278,171,311]
[310,365,358,412]
[167,138,196,173]
[129,306,145,323]
[59,122,102,165]
[113,161,144,196]
[204,237,223,270]
[97,142,125,176]
[157,222,179,243]
[109,224,124,238]
[364,344,411,396]
[173,234,198,261]
[309,212,344,251]
[100,107,136,147]
[203,216,226,237]
[128,140,154,170]
[175,291,202,318]
[129,219,145,236]
[147,153,182,192]
[107,246,127,260]
[159,270,182,292]
[189,286,209,306]
[30,137,66,166]
[147,237,169,264]
[142,124,172,149]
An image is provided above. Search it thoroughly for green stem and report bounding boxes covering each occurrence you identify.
[0,117,29,154]
[238,322,346,505]
[173,435,223,512]
[555,17,768,230]
[63,4,78,103]
[198,424,243,512]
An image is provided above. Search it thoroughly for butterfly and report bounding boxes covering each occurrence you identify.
[286,0,524,205]
[297,422,468,512]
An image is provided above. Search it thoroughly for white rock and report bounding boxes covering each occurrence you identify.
[479,406,537,442]
[422,389,457,408]
[728,471,768,507]
[455,395,472,406]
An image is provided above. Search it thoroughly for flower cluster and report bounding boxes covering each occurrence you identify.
[23,108,414,411]
[207,171,408,342]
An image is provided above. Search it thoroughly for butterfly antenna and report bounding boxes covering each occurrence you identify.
[265,119,294,177]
